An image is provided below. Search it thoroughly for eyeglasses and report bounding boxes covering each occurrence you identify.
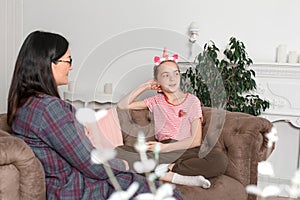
[56,58,72,65]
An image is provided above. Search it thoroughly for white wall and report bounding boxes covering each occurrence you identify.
[2,0,300,110]
[0,0,23,113]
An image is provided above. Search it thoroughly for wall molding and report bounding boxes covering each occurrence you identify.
[251,63,300,128]
[252,62,300,79]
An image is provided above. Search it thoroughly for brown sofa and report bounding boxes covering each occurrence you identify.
[0,106,274,200]
[117,106,274,200]
[0,114,45,200]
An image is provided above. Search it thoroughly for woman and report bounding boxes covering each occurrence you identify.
[7,31,183,199]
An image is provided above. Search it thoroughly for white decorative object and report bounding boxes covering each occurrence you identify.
[104,83,113,94]
[288,51,298,63]
[276,45,287,63]
[188,21,200,43]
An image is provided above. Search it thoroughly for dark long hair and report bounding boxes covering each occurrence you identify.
[7,30,69,126]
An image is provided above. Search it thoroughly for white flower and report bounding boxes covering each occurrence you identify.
[76,108,108,124]
[155,183,176,200]
[246,184,281,198]
[134,132,148,153]
[148,173,158,182]
[91,149,116,164]
[284,185,300,198]
[108,182,139,200]
[135,193,155,200]
[135,183,176,200]
[95,109,108,120]
[148,164,169,182]
[292,169,300,187]
[153,143,161,160]
[265,126,278,148]
[154,164,169,177]
[258,161,274,177]
[133,159,156,173]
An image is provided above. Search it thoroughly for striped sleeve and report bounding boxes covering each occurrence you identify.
[144,94,159,112]
[189,95,203,123]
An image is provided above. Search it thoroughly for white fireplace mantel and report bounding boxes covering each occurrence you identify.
[251,62,300,128]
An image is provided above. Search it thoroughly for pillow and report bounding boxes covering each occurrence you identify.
[95,107,124,148]
[116,107,155,146]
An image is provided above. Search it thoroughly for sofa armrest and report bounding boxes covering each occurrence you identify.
[0,114,11,133]
[0,132,46,200]
[202,108,273,187]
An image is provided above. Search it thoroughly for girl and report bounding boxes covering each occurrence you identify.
[117,49,228,188]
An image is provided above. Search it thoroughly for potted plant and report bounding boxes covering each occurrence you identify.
[181,37,269,116]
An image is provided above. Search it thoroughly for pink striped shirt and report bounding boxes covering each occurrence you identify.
[144,93,202,141]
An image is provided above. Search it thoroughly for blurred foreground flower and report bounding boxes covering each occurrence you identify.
[91,149,116,164]
[246,185,281,198]
[135,183,176,200]
[265,126,278,148]
[258,161,274,177]
[108,182,139,200]
[292,169,300,187]
[148,164,169,182]
[134,159,156,174]
[284,169,300,198]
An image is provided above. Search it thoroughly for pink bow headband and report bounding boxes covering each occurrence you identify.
[154,48,179,66]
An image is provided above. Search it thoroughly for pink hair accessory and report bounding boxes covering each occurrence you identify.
[154,48,178,66]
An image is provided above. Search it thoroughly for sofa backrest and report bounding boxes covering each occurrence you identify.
[117,106,274,187]
[0,113,11,133]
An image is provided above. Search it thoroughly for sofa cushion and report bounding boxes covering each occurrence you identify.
[0,114,11,133]
[116,107,155,146]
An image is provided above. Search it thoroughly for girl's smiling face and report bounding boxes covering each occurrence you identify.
[156,61,181,93]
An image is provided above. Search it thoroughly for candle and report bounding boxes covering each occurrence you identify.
[104,83,113,94]
[288,51,297,63]
[276,45,287,63]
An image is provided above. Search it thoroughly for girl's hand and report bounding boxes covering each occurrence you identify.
[145,79,162,92]
[146,141,166,152]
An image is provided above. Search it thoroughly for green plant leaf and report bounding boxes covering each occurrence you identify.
[180,37,270,116]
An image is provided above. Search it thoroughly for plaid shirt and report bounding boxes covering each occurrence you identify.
[12,94,183,200]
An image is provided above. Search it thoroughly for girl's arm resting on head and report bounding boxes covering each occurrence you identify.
[117,79,159,110]
[147,118,202,153]
[41,100,126,180]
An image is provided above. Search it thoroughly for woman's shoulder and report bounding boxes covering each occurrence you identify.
[32,94,73,111]
[35,94,64,105]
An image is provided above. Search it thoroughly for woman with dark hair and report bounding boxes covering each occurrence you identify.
[7,30,183,199]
